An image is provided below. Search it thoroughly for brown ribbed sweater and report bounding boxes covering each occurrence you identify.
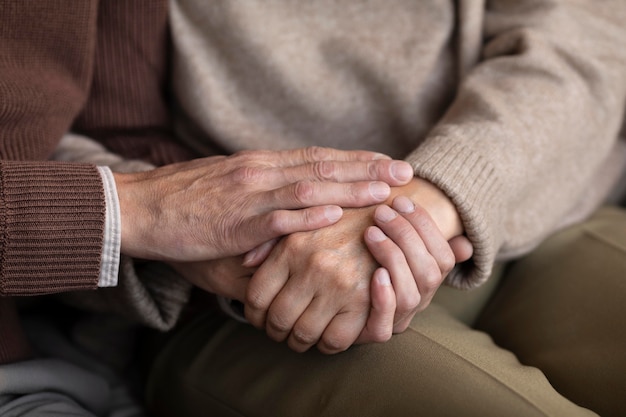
[0,1,192,364]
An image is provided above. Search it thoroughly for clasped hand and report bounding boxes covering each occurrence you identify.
[171,162,472,354]
[244,192,471,354]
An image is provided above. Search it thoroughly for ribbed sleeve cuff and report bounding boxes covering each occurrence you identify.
[0,161,105,295]
[97,166,121,288]
[406,139,504,289]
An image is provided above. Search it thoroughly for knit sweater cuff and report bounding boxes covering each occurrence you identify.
[406,139,504,290]
[0,161,105,295]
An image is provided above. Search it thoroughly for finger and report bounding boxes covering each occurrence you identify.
[316,307,369,355]
[241,205,344,250]
[449,235,474,263]
[277,159,414,187]
[355,268,395,345]
[170,258,251,301]
[264,279,317,344]
[277,146,392,166]
[391,315,413,335]
[364,223,421,324]
[242,238,280,267]
[376,198,451,312]
[285,297,338,353]
[244,250,291,329]
[391,196,456,276]
[262,180,392,210]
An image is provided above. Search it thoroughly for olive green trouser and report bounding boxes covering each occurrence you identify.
[146,206,626,417]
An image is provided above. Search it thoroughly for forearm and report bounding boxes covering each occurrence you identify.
[406,1,626,289]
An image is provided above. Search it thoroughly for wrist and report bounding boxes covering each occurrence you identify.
[388,177,463,239]
[113,171,154,259]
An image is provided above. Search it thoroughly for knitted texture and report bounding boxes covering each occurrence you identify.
[171,0,626,289]
[0,1,190,364]
[0,161,104,295]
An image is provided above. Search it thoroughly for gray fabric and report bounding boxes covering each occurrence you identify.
[54,133,193,332]
[0,392,97,417]
[0,359,107,416]
[0,315,145,417]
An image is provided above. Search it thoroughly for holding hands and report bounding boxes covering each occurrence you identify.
[173,172,471,354]
[244,179,470,354]
[114,146,415,262]
[136,147,472,354]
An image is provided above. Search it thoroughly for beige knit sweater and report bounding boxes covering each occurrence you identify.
[170,0,626,288]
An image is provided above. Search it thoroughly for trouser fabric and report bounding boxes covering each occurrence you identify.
[145,207,626,417]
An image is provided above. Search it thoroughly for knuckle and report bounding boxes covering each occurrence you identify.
[373,329,393,343]
[363,325,393,344]
[244,288,267,312]
[265,210,290,235]
[305,146,331,161]
[421,266,444,292]
[367,160,382,180]
[231,166,264,184]
[308,250,337,271]
[313,161,337,181]
[412,205,435,231]
[397,291,421,313]
[291,328,318,346]
[440,250,456,275]
[282,232,309,253]
[395,225,416,245]
[319,334,350,354]
[266,313,291,335]
[293,181,315,204]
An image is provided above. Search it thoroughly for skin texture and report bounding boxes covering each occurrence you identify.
[114,147,415,262]
[244,178,464,354]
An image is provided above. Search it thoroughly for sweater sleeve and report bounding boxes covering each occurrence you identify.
[0,1,106,296]
[72,0,197,167]
[52,133,193,332]
[406,0,626,289]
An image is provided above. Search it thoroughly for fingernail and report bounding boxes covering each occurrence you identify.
[325,206,343,222]
[369,182,390,200]
[393,196,415,214]
[372,153,392,160]
[391,162,414,182]
[242,249,257,266]
[367,226,387,242]
[375,268,392,286]
[375,205,397,223]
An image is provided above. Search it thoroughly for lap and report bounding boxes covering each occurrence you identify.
[476,206,626,417]
[146,206,626,417]
[146,303,595,417]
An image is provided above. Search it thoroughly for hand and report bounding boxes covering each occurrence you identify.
[245,207,379,354]
[244,177,467,354]
[170,256,252,302]
[114,147,414,262]
[169,238,279,300]
[361,196,473,341]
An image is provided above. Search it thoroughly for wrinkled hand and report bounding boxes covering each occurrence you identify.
[244,178,468,354]
[170,256,252,302]
[361,196,473,342]
[114,147,414,262]
[244,206,388,354]
[169,238,279,300]
[173,197,471,348]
